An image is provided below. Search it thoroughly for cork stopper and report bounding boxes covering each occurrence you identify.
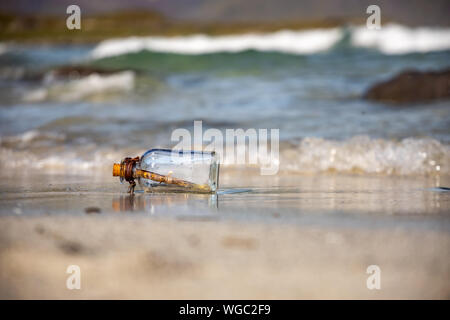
[112,157,139,181]
[112,163,121,176]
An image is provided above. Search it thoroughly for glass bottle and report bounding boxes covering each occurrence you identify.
[113,149,219,193]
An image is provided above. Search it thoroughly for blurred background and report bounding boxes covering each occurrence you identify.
[0,0,449,175]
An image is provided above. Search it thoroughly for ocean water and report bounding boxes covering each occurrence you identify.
[0,24,449,175]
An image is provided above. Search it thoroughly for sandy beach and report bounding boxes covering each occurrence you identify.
[1,0,450,301]
[1,169,449,299]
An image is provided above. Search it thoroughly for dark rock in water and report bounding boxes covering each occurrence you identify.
[364,69,450,104]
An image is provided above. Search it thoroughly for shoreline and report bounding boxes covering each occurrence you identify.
[0,169,449,299]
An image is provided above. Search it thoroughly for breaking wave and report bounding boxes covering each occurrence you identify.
[22,71,135,102]
[91,28,342,57]
[351,24,450,54]
[1,132,449,175]
[90,24,450,59]
[281,136,449,175]
[0,130,139,171]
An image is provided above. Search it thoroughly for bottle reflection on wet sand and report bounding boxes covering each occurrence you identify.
[112,193,218,213]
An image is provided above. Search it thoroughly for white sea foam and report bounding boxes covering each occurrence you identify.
[90,28,343,58]
[1,130,66,146]
[352,24,450,54]
[23,71,135,102]
[90,24,450,58]
[1,135,449,175]
[0,130,135,171]
[281,136,450,175]
[0,146,128,171]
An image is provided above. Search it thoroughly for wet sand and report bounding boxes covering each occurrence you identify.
[0,169,449,299]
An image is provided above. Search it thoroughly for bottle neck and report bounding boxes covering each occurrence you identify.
[112,156,140,183]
